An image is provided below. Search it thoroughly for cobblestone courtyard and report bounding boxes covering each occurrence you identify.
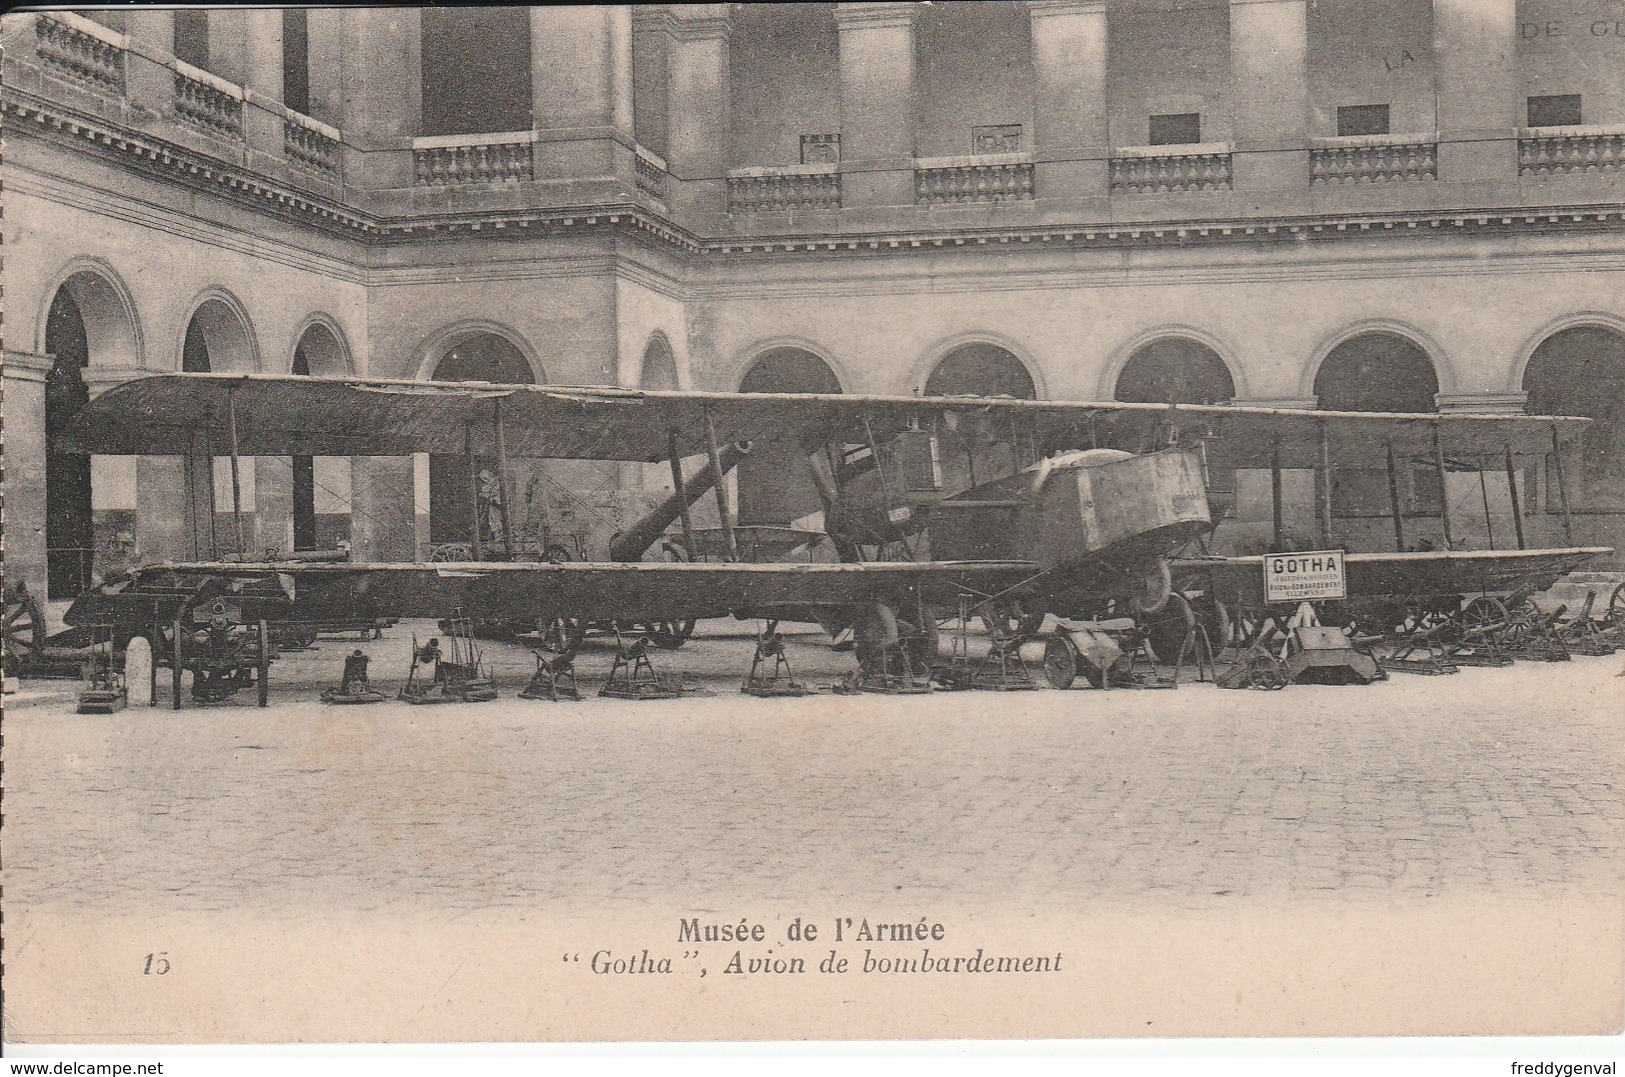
[6,625,1620,918]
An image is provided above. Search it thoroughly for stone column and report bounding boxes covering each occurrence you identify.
[631,7,672,157]
[834,2,918,211]
[664,5,733,221]
[1433,0,1517,185]
[339,7,421,189]
[1228,0,1309,197]
[305,9,344,125]
[238,8,286,174]
[531,6,636,185]
[122,9,175,126]
[1027,0,1108,201]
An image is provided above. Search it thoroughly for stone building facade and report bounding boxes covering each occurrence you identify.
[3,2,1623,597]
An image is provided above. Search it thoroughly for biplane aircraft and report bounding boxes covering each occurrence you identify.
[36,371,1611,704]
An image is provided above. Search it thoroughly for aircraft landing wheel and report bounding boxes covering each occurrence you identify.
[2,585,45,677]
[1146,592,1197,664]
[125,634,155,707]
[257,619,271,707]
[852,600,900,666]
[172,615,186,711]
[1043,634,1079,689]
[898,604,940,670]
[1128,559,1173,616]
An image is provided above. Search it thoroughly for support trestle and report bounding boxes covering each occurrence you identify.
[743,621,807,697]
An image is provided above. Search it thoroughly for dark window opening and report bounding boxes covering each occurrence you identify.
[1149,113,1201,146]
[283,9,310,116]
[1337,104,1390,137]
[173,9,210,71]
[420,7,532,137]
[45,288,93,599]
[1527,94,1582,128]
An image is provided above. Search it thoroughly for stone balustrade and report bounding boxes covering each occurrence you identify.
[284,112,341,177]
[914,154,1035,205]
[727,165,842,213]
[1310,136,1438,184]
[412,131,535,186]
[1519,125,1625,177]
[1110,144,1234,194]
[172,60,243,138]
[635,147,670,202]
[35,12,125,93]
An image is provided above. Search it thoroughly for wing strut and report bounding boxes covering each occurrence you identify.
[465,422,482,562]
[1385,441,1406,552]
[1476,456,1497,550]
[226,387,246,559]
[1431,425,1454,549]
[704,412,738,561]
[1504,444,1526,550]
[1550,425,1575,545]
[663,431,698,561]
[1317,421,1334,549]
[1269,436,1284,552]
[494,398,516,562]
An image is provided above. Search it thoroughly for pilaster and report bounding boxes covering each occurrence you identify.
[1027,0,1109,201]
[531,6,636,188]
[665,5,733,221]
[1433,0,1518,185]
[834,2,918,211]
[1228,0,1310,199]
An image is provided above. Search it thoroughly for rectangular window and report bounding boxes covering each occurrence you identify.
[1527,94,1582,128]
[173,9,209,71]
[282,9,310,116]
[1336,104,1390,137]
[1149,113,1201,147]
[800,134,839,165]
[971,124,1022,155]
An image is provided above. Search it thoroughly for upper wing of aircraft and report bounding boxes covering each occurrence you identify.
[58,372,1588,465]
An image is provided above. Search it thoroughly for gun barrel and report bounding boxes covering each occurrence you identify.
[609,441,752,561]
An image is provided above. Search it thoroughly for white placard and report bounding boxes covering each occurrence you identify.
[1263,549,1347,603]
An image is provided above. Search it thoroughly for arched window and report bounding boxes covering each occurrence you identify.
[180,298,257,557]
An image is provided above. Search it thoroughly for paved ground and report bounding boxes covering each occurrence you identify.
[5,620,1620,919]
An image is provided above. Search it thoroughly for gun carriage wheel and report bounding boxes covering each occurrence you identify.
[1604,582,1625,629]
[1042,634,1079,689]
[2,585,45,677]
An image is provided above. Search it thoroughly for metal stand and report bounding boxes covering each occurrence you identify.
[601,628,686,699]
[77,622,127,714]
[934,598,1037,691]
[1558,592,1617,657]
[521,634,582,701]
[400,612,499,703]
[743,621,807,697]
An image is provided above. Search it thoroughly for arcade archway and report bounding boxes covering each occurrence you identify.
[427,331,536,550]
[1524,326,1625,555]
[290,322,352,550]
[736,347,842,529]
[1313,331,1438,412]
[924,342,1038,493]
[1113,337,1235,406]
[1314,332,1444,550]
[42,271,142,596]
